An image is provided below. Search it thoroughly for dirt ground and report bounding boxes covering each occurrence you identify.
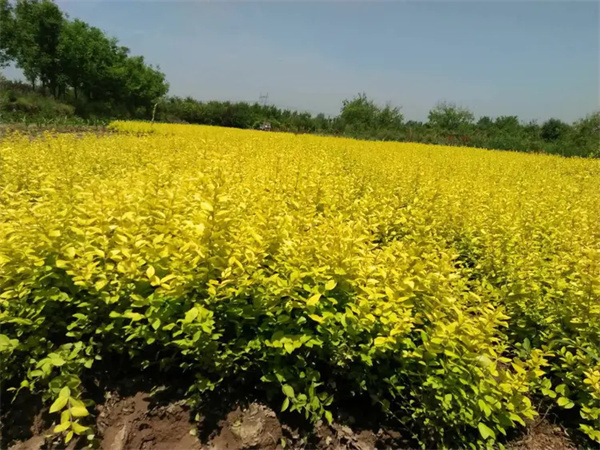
[508,419,577,450]
[4,392,577,450]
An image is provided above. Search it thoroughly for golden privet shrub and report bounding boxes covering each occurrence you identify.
[1,122,599,448]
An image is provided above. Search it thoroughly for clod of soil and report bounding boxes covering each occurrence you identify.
[97,392,201,450]
[208,403,283,450]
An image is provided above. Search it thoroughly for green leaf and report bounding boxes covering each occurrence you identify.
[59,386,71,399]
[281,397,290,412]
[126,312,144,321]
[478,422,495,440]
[557,397,574,409]
[0,334,18,352]
[284,342,295,353]
[509,413,526,426]
[325,280,337,291]
[478,399,491,417]
[282,384,295,398]
[184,308,199,323]
[50,355,66,367]
[324,410,333,424]
[308,314,324,323]
[65,430,74,443]
[49,396,68,413]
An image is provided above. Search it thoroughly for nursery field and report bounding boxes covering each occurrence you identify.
[1,122,599,449]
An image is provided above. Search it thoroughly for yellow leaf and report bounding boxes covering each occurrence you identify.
[71,421,89,435]
[306,293,321,307]
[146,266,156,279]
[374,337,388,347]
[95,279,108,290]
[325,280,337,291]
[70,406,89,417]
[49,395,68,413]
[54,422,70,433]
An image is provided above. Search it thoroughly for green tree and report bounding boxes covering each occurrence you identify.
[570,112,600,157]
[494,116,520,132]
[58,19,117,100]
[376,102,403,129]
[9,0,65,95]
[110,55,169,116]
[340,93,379,131]
[477,116,493,130]
[541,118,569,142]
[428,102,474,133]
[340,93,402,136]
[0,0,15,67]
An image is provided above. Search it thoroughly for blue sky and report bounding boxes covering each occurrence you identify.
[4,1,599,122]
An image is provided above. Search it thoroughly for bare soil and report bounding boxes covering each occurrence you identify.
[508,419,577,450]
[3,392,578,450]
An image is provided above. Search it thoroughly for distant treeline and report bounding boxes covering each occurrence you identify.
[0,0,598,157]
[0,0,167,117]
[155,94,600,157]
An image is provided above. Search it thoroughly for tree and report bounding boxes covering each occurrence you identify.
[315,113,331,132]
[340,93,402,135]
[376,102,403,129]
[58,19,117,100]
[494,116,520,131]
[428,102,474,133]
[477,116,493,130]
[571,112,600,157]
[0,0,14,67]
[9,0,64,94]
[110,55,168,115]
[541,118,569,142]
[339,93,379,131]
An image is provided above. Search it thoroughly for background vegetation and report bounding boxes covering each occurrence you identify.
[1,0,598,158]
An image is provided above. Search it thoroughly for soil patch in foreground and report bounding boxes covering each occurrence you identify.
[6,393,577,450]
[97,392,201,450]
[508,419,576,450]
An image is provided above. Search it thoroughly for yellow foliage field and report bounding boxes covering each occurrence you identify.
[1,122,599,446]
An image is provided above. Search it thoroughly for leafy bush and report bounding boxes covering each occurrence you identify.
[0,89,75,119]
[1,123,599,448]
